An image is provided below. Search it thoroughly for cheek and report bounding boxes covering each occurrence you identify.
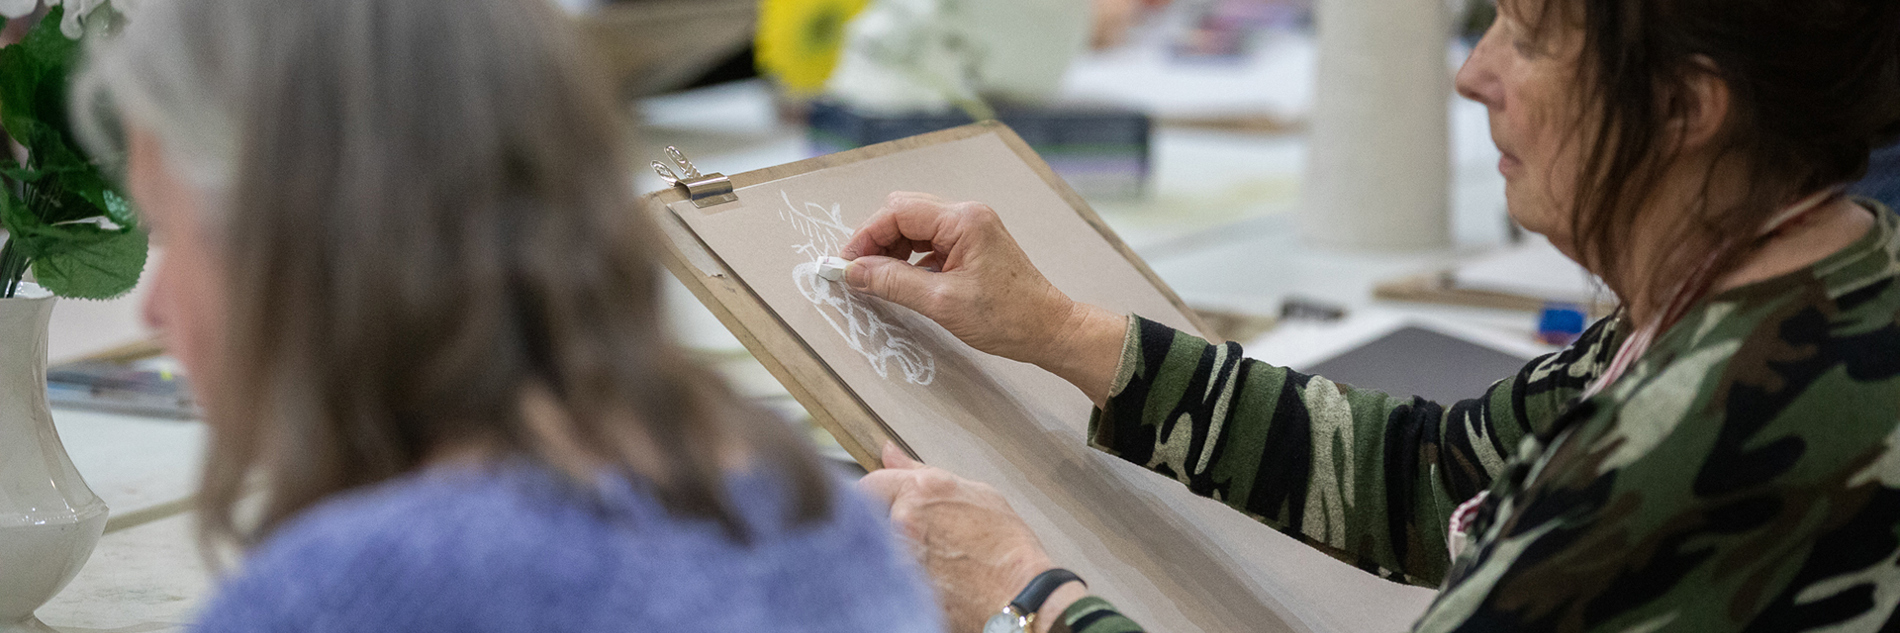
[1501,83,1586,235]
[150,247,228,388]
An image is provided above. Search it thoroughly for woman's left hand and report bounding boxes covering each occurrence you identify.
[859,443,1081,633]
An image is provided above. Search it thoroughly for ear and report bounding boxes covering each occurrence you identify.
[1673,55,1733,150]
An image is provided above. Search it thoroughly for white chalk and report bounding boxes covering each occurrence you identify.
[817,256,850,282]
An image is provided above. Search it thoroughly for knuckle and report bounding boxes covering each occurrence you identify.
[965,203,1001,224]
[915,470,960,497]
[872,264,902,290]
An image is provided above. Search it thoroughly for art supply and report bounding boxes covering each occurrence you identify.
[1372,240,1616,316]
[1536,302,1587,346]
[646,123,1436,633]
[816,256,850,282]
[1280,296,1346,322]
[45,356,198,420]
[1303,0,1449,248]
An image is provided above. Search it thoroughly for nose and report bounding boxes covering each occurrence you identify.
[1455,24,1504,109]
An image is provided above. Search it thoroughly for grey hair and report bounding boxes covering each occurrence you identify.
[70,0,837,558]
[73,0,252,199]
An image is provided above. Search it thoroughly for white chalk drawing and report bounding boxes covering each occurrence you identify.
[780,191,937,385]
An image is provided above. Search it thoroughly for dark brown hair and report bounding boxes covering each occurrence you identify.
[1516,0,1900,306]
[79,0,832,553]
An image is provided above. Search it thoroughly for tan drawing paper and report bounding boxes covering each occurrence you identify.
[664,130,1436,633]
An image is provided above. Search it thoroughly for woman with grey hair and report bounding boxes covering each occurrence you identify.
[74,0,942,630]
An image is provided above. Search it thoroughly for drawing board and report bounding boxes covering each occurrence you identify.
[644,123,1437,633]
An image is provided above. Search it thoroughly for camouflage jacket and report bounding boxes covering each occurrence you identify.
[1060,205,1900,633]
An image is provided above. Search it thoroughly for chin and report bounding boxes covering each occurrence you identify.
[1504,192,1563,238]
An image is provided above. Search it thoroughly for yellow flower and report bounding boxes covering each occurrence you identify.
[755,0,870,95]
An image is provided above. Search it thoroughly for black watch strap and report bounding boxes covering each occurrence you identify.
[1009,569,1086,617]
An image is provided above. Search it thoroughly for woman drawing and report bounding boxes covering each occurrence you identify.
[844,0,1900,631]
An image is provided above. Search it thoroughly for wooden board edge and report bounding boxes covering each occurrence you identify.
[642,189,917,470]
[985,125,1218,340]
[716,122,1009,192]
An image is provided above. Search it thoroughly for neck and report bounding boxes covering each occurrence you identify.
[1618,195,1872,328]
[1712,196,1873,292]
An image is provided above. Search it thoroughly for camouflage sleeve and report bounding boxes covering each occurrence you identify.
[1086,315,1618,587]
[1055,596,1144,633]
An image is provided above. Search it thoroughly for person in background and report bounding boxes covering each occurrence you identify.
[848,0,1900,630]
[74,0,942,631]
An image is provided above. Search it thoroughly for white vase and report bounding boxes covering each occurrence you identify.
[0,283,109,633]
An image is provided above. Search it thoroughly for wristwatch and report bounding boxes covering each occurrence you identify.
[983,569,1085,633]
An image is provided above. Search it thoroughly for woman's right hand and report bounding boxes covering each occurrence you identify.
[841,192,1127,403]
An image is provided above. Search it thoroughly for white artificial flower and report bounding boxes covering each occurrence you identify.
[49,0,111,38]
[0,0,125,38]
[0,0,37,20]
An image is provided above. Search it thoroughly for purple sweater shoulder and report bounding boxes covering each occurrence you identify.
[191,462,942,633]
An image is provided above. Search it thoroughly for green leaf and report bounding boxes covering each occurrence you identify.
[0,182,43,250]
[0,5,118,221]
[0,5,145,300]
[1,158,40,183]
[101,189,132,226]
[0,7,79,138]
[0,174,137,263]
[30,223,145,299]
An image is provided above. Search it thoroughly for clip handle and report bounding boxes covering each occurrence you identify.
[652,160,682,186]
[665,146,703,180]
[652,146,737,209]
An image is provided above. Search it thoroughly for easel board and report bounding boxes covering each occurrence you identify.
[642,122,1436,633]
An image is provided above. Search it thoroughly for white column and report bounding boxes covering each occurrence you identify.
[1302,0,1452,250]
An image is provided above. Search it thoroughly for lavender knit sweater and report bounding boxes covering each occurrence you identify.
[191,462,943,633]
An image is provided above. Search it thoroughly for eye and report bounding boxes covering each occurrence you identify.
[1494,13,1541,58]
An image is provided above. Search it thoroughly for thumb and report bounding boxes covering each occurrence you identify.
[880,441,923,470]
[845,255,941,313]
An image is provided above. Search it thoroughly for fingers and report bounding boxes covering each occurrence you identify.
[881,441,923,470]
[857,468,907,510]
[914,251,948,273]
[845,255,943,315]
[857,442,926,509]
[841,192,971,260]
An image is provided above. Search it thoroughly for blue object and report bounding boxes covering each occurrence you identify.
[1537,302,1588,346]
[1851,142,1900,211]
[189,463,942,633]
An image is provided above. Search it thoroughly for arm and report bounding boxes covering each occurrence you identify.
[842,192,1616,608]
[1089,315,1619,586]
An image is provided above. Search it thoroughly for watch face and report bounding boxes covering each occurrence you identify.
[983,611,1023,633]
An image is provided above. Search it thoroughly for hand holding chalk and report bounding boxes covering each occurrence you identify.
[840,191,1127,404]
[817,256,851,281]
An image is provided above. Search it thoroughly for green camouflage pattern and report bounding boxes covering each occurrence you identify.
[1075,204,1900,632]
[1054,597,1143,633]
